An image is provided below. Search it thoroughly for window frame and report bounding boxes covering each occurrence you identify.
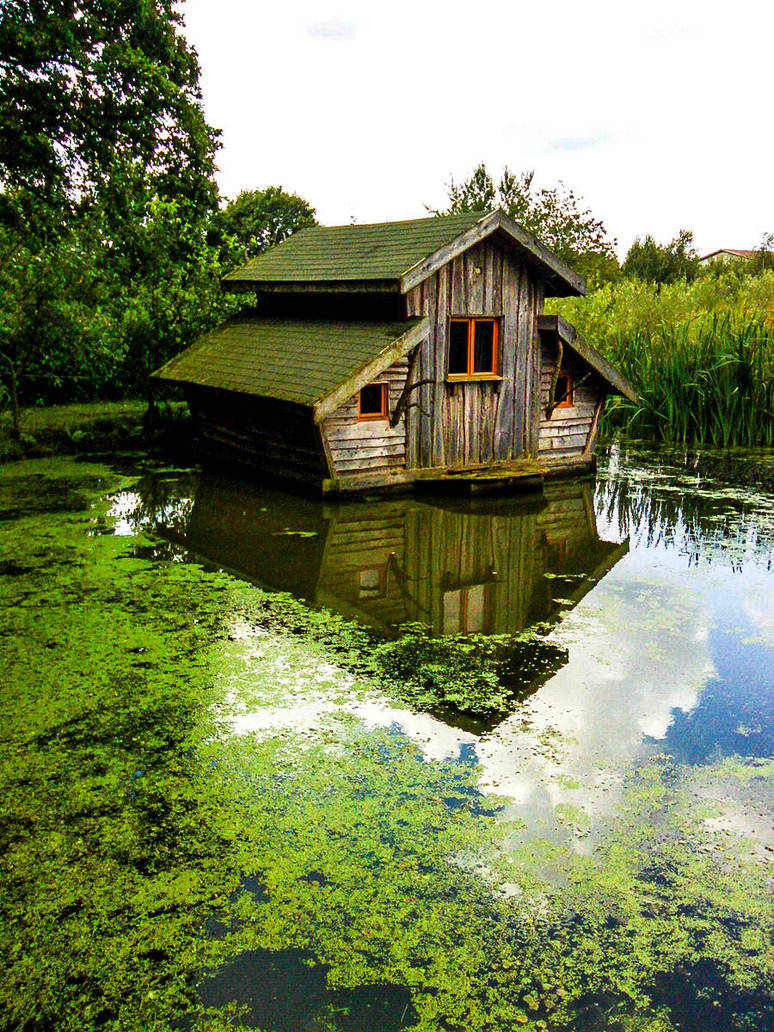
[554,370,574,409]
[442,582,495,634]
[358,382,389,421]
[356,563,389,600]
[447,317,500,381]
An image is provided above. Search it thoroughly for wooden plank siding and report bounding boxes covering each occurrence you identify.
[404,238,544,470]
[538,341,606,458]
[321,359,409,479]
[316,501,410,631]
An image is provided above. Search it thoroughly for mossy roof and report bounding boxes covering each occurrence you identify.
[222,212,485,286]
[152,315,422,408]
[222,210,585,297]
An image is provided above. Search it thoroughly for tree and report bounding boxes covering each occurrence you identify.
[0,0,218,215]
[108,196,239,404]
[0,213,112,436]
[438,163,619,286]
[0,0,227,419]
[210,187,318,263]
[622,230,700,284]
[750,232,774,274]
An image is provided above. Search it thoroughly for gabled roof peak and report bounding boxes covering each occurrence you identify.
[223,208,584,298]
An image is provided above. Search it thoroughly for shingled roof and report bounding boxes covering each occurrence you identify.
[153,315,427,421]
[222,209,585,297]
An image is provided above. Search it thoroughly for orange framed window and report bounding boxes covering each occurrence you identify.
[442,583,494,634]
[554,371,574,408]
[358,382,388,420]
[447,318,498,378]
[357,564,389,600]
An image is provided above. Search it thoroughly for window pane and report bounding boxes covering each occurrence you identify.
[554,373,571,406]
[360,384,385,415]
[448,321,469,374]
[473,321,494,373]
[358,567,384,599]
[465,584,487,632]
[442,589,463,634]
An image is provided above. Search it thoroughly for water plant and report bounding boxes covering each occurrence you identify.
[552,271,774,447]
[2,456,773,1032]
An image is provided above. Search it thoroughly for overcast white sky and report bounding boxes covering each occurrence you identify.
[181,0,773,257]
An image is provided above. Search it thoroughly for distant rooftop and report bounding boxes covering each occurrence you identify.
[699,248,757,262]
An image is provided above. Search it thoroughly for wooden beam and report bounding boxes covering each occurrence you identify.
[313,319,429,424]
[400,210,586,298]
[582,396,605,460]
[538,314,639,403]
[222,278,400,295]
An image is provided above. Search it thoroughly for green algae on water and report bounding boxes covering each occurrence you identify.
[1,456,773,1032]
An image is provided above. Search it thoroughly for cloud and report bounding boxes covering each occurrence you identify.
[304,19,357,41]
[642,23,691,42]
[543,133,614,153]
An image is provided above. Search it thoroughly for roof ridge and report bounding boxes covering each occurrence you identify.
[302,210,491,232]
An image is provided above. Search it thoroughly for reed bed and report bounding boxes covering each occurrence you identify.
[608,314,774,446]
[553,271,774,447]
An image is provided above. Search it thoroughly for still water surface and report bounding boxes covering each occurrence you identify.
[1,442,772,1032]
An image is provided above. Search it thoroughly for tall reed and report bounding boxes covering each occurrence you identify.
[552,270,774,447]
[606,315,774,447]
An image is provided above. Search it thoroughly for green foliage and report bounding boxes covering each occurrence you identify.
[0,213,115,435]
[0,0,281,418]
[0,0,217,212]
[211,186,317,263]
[104,195,243,398]
[439,163,619,287]
[552,270,774,446]
[622,230,700,284]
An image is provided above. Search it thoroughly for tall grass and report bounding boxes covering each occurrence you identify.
[551,271,774,447]
[608,315,774,446]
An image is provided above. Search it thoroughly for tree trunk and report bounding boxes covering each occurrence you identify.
[8,367,21,440]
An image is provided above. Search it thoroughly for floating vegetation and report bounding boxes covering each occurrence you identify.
[1,454,773,1031]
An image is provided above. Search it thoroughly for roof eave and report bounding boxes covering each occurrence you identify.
[399,210,586,298]
[221,277,401,295]
[312,318,429,424]
[538,314,638,402]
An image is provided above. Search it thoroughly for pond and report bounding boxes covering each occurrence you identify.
[1,442,772,1032]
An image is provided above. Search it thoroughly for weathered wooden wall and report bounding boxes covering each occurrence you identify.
[187,386,328,488]
[404,238,544,469]
[538,341,605,459]
[321,359,409,481]
[315,499,411,632]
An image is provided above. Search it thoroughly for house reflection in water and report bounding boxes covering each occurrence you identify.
[157,473,627,639]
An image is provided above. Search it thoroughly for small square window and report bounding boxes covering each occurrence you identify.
[554,372,573,408]
[358,383,388,420]
[447,318,498,379]
[357,565,388,599]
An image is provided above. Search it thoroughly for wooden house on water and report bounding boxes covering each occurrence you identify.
[153,210,637,496]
